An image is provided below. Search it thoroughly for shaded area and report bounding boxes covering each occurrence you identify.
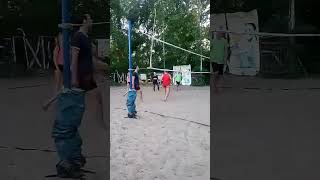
[0,77,108,180]
[213,75,320,180]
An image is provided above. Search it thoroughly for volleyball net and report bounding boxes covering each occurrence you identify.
[134,29,211,75]
[122,25,211,86]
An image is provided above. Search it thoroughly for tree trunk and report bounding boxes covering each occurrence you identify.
[288,0,296,75]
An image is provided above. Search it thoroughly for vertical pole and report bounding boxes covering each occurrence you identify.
[62,0,71,88]
[289,0,295,32]
[149,8,156,68]
[12,36,16,63]
[288,0,296,74]
[128,20,133,90]
[162,31,165,69]
[198,0,203,72]
[41,37,46,70]
[224,12,230,73]
[200,56,203,71]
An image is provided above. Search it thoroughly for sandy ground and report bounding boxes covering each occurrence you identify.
[0,76,108,180]
[110,85,210,180]
[213,75,320,180]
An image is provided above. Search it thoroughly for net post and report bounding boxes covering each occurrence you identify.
[128,20,133,90]
[61,0,71,88]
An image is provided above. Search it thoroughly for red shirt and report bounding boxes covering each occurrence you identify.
[162,73,171,86]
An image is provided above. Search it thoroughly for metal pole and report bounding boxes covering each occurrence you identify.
[149,8,156,68]
[289,0,295,32]
[62,0,71,88]
[128,20,133,90]
[198,0,203,72]
[162,31,165,69]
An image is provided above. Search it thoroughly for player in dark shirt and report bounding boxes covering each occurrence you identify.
[71,19,97,91]
[152,72,159,91]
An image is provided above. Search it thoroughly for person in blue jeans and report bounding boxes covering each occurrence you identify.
[52,14,97,178]
[52,88,86,178]
[127,66,140,118]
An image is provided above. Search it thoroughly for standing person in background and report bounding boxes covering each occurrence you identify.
[53,32,64,93]
[152,72,159,92]
[126,66,140,118]
[134,66,143,102]
[211,31,228,94]
[127,66,143,102]
[91,41,108,131]
[161,71,171,102]
[174,72,182,91]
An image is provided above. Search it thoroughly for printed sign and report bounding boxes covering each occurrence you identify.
[97,39,109,58]
[211,9,260,76]
[173,65,192,86]
[140,74,147,81]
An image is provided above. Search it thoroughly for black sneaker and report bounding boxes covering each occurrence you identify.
[128,113,136,118]
[56,161,83,178]
[73,155,86,168]
[133,111,137,114]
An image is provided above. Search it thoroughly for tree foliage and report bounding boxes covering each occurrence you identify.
[0,0,110,37]
[110,0,210,73]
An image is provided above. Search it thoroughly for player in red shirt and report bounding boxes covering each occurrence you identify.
[161,71,172,102]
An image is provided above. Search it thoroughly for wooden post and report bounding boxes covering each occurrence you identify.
[41,36,46,69]
[25,38,42,68]
[47,40,51,69]
[12,36,16,63]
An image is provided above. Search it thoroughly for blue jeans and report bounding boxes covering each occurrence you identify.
[127,90,137,114]
[52,89,85,164]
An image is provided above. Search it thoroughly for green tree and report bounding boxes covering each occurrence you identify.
[110,0,210,73]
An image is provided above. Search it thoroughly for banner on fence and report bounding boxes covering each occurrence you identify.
[97,39,109,58]
[173,65,192,86]
[211,9,260,76]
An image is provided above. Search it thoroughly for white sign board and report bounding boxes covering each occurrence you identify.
[140,74,147,81]
[97,39,109,58]
[173,65,192,86]
[211,10,260,76]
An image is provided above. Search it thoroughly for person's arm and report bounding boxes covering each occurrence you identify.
[131,75,135,90]
[224,40,229,64]
[126,74,130,90]
[71,48,79,87]
[53,47,59,70]
[71,34,81,87]
[93,56,108,71]
[92,43,108,71]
